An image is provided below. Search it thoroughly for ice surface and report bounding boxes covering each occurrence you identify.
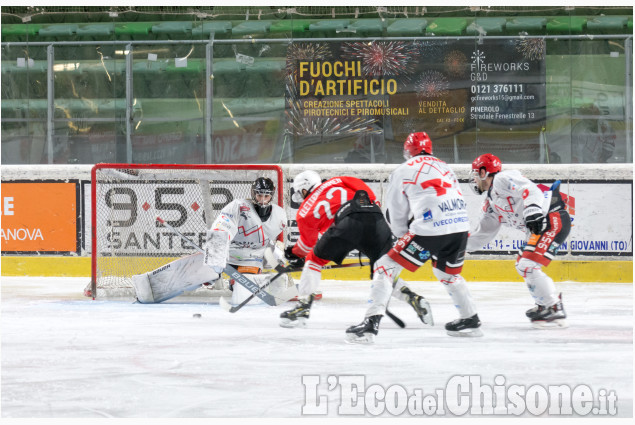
[1,276,632,418]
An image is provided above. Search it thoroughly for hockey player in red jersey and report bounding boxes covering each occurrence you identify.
[468,153,571,328]
[279,170,433,335]
[346,132,482,343]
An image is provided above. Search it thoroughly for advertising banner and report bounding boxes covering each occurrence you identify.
[285,39,546,152]
[285,180,632,257]
[1,182,78,253]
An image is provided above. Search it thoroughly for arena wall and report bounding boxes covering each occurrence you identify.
[1,164,632,282]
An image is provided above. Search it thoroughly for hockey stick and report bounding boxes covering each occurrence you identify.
[386,309,406,328]
[156,217,279,306]
[219,267,290,313]
[220,250,373,314]
[261,248,405,328]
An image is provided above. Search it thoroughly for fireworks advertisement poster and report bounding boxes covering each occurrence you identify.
[285,39,546,144]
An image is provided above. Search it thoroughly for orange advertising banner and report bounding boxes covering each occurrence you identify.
[1,182,77,252]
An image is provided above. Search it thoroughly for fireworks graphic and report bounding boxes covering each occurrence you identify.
[414,39,448,62]
[471,49,486,70]
[285,107,379,136]
[516,38,546,61]
[286,42,332,77]
[397,116,422,134]
[340,41,419,78]
[284,74,379,137]
[415,70,450,99]
[444,50,468,77]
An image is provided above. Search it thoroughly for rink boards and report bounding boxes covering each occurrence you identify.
[1,163,632,283]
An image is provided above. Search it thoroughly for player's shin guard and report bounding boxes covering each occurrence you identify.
[433,268,482,337]
[365,256,402,317]
[297,261,322,297]
[516,257,559,307]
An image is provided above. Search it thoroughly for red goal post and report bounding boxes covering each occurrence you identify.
[86,163,284,299]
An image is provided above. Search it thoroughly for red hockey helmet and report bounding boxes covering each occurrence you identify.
[470,153,502,194]
[403,132,433,160]
[472,153,502,174]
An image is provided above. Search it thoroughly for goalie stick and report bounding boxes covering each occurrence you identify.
[156,217,282,306]
[219,250,373,314]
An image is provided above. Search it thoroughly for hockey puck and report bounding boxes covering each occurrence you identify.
[193,313,202,318]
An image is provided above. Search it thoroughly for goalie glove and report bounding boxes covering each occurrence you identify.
[284,245,305,268]
[523,204,548,235]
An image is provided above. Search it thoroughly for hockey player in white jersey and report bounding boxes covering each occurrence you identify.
[467,153,571,328]
[347,132,481,342]
[132,177,289,305]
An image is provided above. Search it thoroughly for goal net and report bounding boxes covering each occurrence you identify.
[85,163,284,300]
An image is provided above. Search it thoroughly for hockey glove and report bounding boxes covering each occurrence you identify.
[285,246,305,268]
[523,204,547,235]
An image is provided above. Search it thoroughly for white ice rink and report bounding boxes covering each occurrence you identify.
[1,276,632,418]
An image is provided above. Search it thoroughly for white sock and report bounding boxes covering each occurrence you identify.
[298,261,322,297]
[433,268,477,318]
[365,255,404,317]
[516,258,558,306]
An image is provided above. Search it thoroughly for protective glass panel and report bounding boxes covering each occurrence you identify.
[52,45,124,163]
[1,45,48,164]
[131,43,206,163]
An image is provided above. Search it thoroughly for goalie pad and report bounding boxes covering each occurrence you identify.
[132,253,219,303]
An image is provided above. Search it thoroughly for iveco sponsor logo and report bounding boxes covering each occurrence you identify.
[433,217,469,227]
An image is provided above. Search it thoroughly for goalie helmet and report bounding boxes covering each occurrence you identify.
[292,170,321,203]
[403,132,433,160]
[470,153,502,194]
[251,177,275,220]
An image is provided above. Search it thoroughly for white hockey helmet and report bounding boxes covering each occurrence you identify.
[292,170,321,203]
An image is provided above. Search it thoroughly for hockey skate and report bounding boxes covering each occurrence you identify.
[279,294,315,328]
[526,293,568,329]
[400,287,434,326]
[345,315,382,344]
[445,314,483,337]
